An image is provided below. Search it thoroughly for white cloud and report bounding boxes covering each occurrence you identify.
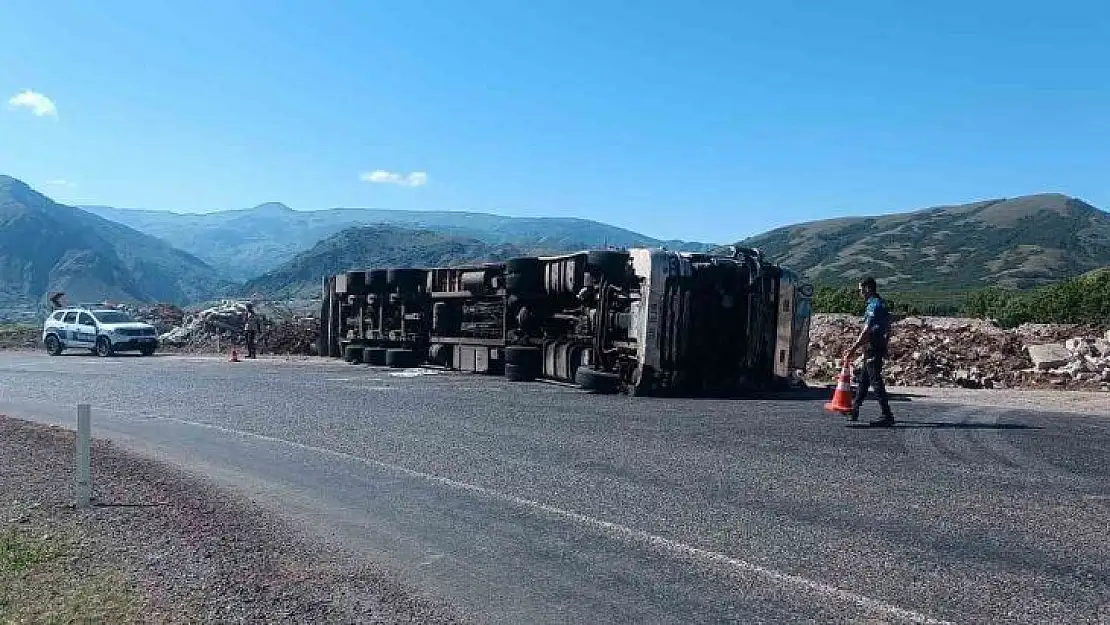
[359,169,429,187]
[46,179,75,188]
[7,90,58,117]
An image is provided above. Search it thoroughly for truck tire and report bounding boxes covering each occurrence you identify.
[44,334,63,356]
[427,343,452,367]
[345,271,367,294]
[344,344,362,363]
[574,367,620,393]
[386,268,425,290]
[504,346,542,369]
[140,344,157,357]
[364,347,387,366]
[504,257,542,295]
[586,250,630,282]
[367,269,388,290]
[385,348,415,368]
[504,363,536,382]
[504,257,541,274]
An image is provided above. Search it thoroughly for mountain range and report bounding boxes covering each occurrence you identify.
[1,174,1107,317]
[0,176,232,314]
[82,203,712,280]
[243,226,553,299]
[740,194,1110,291]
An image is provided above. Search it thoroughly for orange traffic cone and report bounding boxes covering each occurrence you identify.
[229,348,240,363]
[824,360,854,414]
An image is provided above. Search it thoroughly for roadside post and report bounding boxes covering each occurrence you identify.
[76,403,91,508]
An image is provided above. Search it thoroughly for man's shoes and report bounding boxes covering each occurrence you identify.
[847,408,859,422]
[869,415,895,427]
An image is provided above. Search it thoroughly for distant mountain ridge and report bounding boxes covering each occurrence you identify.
[82,203,714,281]
[741,193,1110,291]
[243,225,559,298]
[0,176,232,311]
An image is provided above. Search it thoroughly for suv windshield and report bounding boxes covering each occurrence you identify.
[92,311,134,324]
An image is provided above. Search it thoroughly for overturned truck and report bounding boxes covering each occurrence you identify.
[319,247,813,396]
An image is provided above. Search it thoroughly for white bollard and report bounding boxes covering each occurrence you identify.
[75,404,91,508]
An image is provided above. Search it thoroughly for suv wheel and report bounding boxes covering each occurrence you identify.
[95,337,114,357]
[140,345,156,357]
[44,335,63,356]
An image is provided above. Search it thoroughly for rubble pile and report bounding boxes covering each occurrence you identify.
[261,317,319,355]
[118,303,186,334]
[0,324,39,349]
[158,301,319,355]
[807,314,1110,390]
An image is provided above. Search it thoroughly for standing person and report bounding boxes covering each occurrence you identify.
[843,277,895,426]
[244,303,262,359]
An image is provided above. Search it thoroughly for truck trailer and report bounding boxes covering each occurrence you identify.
[319,247,813,396]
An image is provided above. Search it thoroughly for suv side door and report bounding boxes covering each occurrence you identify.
[75,312,99,348]
[60,311,79,344]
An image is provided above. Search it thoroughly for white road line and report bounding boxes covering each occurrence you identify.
[158,415,953,625]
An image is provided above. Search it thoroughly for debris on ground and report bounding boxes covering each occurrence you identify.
[807,314,1110,391]
[0,324,40,349]
[158,301,319,355]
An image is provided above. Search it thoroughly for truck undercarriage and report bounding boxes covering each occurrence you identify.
[319,247,812,397]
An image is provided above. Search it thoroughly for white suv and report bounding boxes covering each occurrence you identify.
[42,307,159,357]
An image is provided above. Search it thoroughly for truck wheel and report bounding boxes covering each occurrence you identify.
[44,335,63,356]
[95,337,114,358]
[385,348,415,368]
[504,363,536,382]
[505,257,541,274]
[386,268,425,290]
[367,269,388,290]
[504,346,542,374]
[140,345,157,357]
[364,347,388,366]
[344,344,362,363]
[574,367,620,393]
[504,257,542,295]
[427,343,452,367]
[586,250,630,282]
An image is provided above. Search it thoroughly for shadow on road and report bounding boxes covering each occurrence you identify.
[846,420,1043,430]
[751,386,927,402]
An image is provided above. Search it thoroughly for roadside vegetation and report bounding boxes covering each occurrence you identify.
[814,268,1110,328]
[0,526,140,623]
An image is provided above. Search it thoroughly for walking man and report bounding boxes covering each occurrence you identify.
[244,303,262,359]
[843,277,895,426]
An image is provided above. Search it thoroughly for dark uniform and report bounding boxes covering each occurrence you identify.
[244,306,261,359]
[852,295,894,423]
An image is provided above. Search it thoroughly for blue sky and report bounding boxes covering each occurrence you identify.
[1,0,1107,243]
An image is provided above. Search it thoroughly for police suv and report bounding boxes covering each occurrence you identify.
[42,306,159,357]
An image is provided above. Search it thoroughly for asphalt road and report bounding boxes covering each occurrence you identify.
[0,351,1107,624]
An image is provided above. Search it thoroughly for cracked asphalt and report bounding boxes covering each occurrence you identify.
[0,351,1107,624]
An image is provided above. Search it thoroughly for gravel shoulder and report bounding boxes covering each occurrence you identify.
[0,414,465,624]
[893,385,1110,416]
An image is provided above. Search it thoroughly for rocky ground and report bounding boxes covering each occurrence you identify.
[808,313,1110,391]
[0,415,465,624]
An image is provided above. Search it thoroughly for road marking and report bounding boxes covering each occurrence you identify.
[159,416,952,625]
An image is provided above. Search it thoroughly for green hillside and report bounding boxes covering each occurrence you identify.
[742,194,1110,291]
